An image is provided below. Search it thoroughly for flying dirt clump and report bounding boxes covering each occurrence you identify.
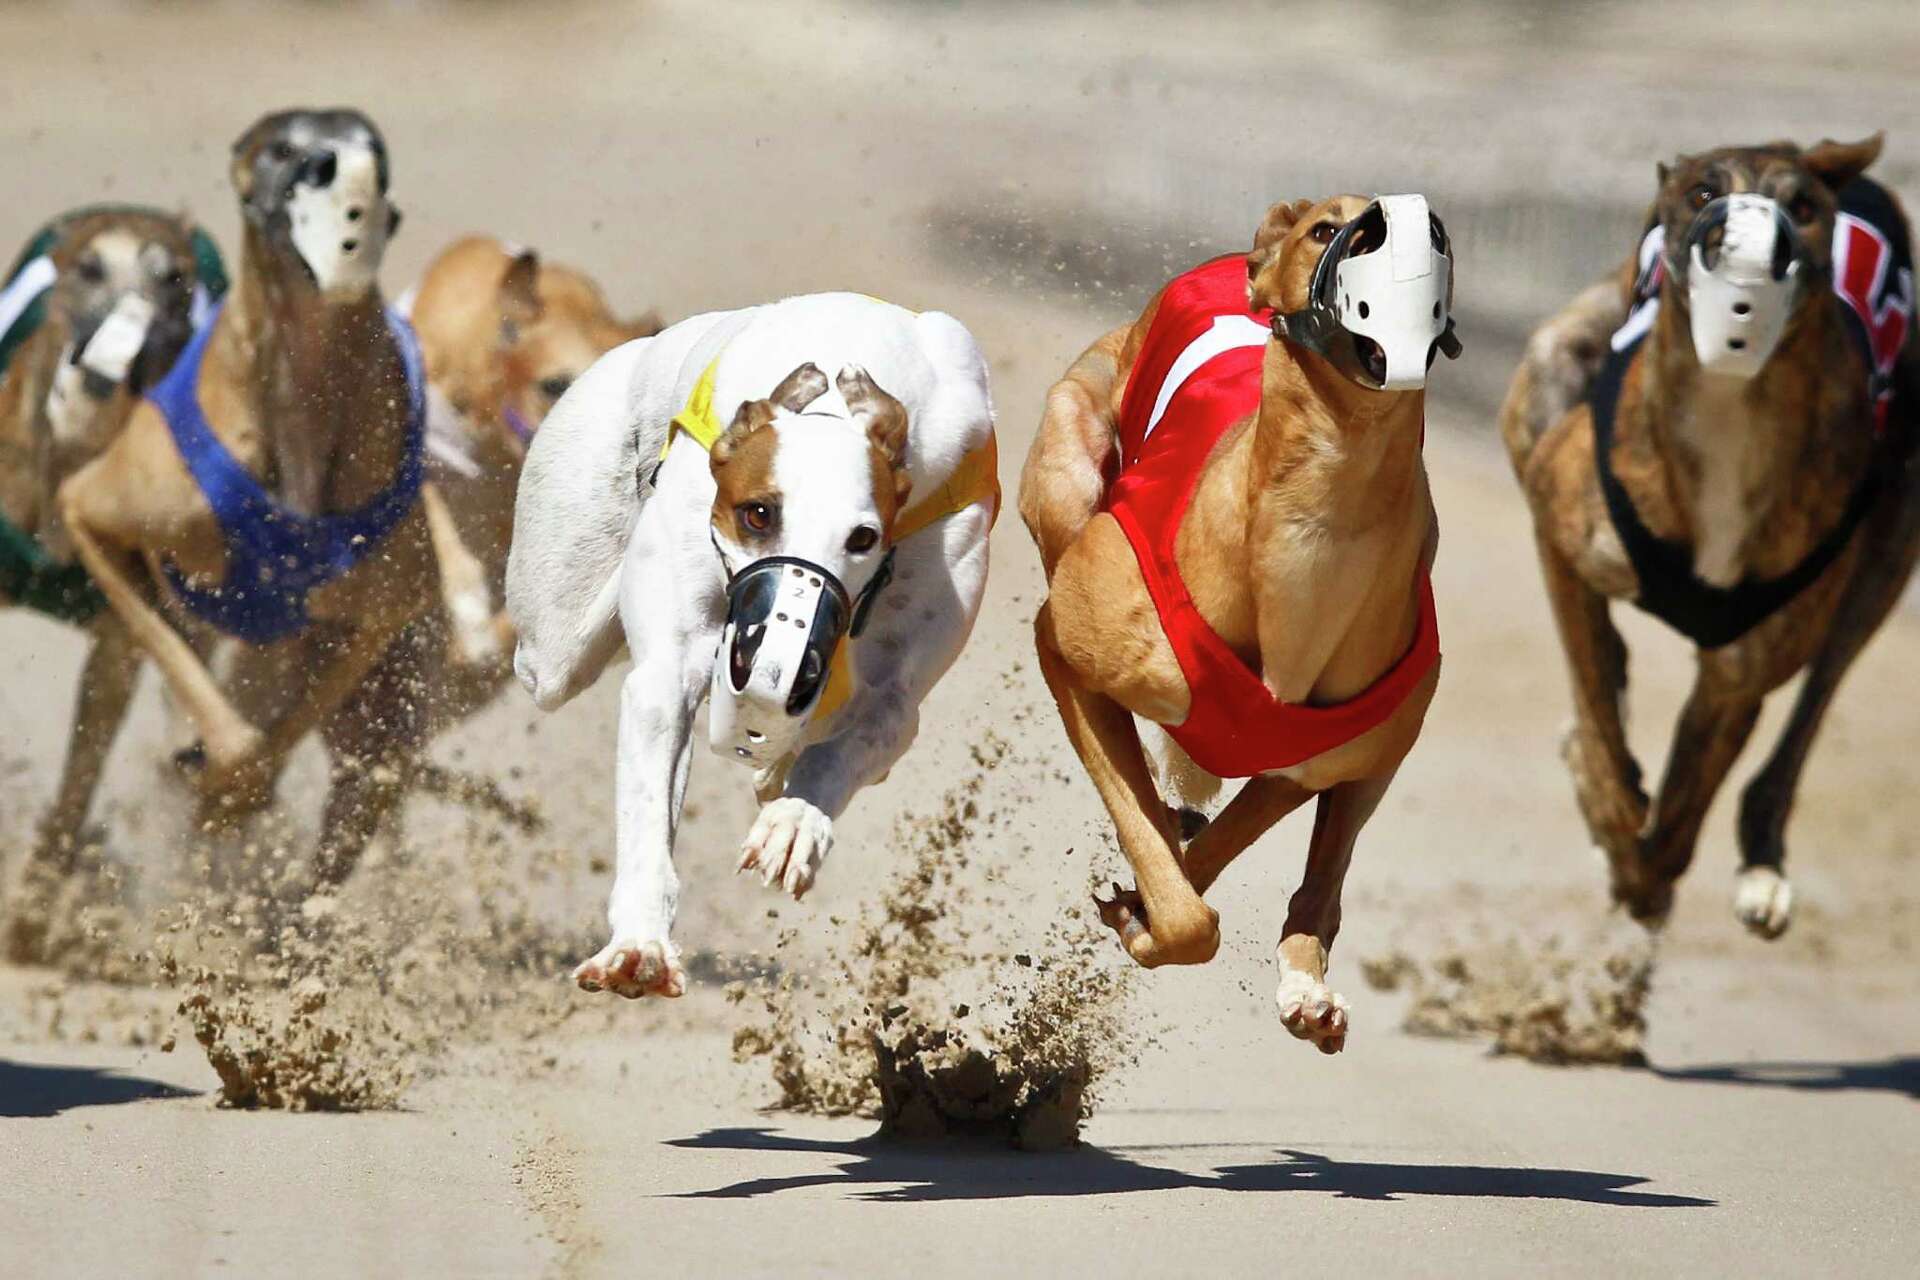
[175,959,414,1111]
[732,731,1134,1150]
[1361,924,1654,1066]
[1,842,138,977]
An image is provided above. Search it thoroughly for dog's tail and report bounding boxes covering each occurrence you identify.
[506,334,663,711]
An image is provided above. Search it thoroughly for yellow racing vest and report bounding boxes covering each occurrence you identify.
[668,350,999,718]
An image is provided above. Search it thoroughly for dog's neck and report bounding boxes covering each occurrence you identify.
[1639,282,1869,587]
[212,227,410,517]
[1178,338,1431,705]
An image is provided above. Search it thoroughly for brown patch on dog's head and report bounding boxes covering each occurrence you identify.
[838,366,913,532]
[1245,194,1376,316]
[707,364,833,550]
[1653,133,1886,278]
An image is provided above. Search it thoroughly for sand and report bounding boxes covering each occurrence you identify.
[3,2,1920,1276]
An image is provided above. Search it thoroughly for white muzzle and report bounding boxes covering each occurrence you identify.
[287,145,391,297]
[1332,194,1455,391]
[709,558,854,768]
[1686,194,1801,379]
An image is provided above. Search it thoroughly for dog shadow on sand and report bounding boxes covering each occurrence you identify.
[1645,1055,1920,1101]
[0,1058,194,1119]
[667,1128,1714,1207]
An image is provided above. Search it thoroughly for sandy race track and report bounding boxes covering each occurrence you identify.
[2,2,1917,1275]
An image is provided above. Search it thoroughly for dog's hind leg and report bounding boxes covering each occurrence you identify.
[1498,279,1626,476]
[1018,330,1126,576]
[1274,773,1392,1055]
[1035,605,1218,968]
[32,616,141,867]
[1736,498,1920,938]
[311,628,431,887]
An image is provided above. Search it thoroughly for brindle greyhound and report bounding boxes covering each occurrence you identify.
[303,235,659,876]
[0,207,215,864]
[58,108,437,884]
[1500,134,1919,937]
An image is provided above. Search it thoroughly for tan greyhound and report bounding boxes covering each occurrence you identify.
[58,108,436,883]
[0,206,219,865]
[300,235,659,876]
[1500,135,1918,936]
[1021,194,1458,1053]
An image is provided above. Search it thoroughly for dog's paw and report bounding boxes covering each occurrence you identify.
[574,937,687,999]
[1276,971,1350,1054]
[1733,866,1793,939]
[737,798,833,899]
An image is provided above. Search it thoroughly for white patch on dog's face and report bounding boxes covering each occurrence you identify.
[286,138,392,298]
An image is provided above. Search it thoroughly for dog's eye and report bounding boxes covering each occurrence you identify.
[538,374,574,402]
[1310,222,1338,245]
[270,141,295,163]
[75,255,105,285]
[738,502,777,536]
[1687,183,1716,212]
[846,526,880,555]
[1788,193,1818,224]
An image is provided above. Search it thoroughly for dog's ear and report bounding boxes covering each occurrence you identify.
[621,308,665,342]
[837,364,910,498]
[1247,198,1314,283]
[1655,160,1671,188]
[498,248,542,343]
[770,362,829,413]
[1803,132,1884,192]
[711,398,778,470]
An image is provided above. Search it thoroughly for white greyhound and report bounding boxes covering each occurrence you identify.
[507,293,998,998]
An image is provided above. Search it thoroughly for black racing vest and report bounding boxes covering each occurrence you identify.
[1588,177,1914,649]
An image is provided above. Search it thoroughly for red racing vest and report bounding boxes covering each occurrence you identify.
[1106,254,1440,779]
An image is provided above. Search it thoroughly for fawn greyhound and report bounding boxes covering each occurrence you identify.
[57,107,438,885]
[1021,195,1458,1053]
[0,206,222,867]
[1500,134,1917,937]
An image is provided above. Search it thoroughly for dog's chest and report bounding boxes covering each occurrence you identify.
[1673,383,1764,588]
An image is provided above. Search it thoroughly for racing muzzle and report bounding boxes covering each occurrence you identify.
[1271,194,1462,391]
[285,144,394,297]
[708,550,894,767]
[1679,193,1806,379]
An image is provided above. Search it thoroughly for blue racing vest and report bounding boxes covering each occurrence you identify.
[152,304,426,643]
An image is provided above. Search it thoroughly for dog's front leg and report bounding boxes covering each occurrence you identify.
[740,681,919,901]
[33,615,143,866]
[1533,529,1650,906]
[574,533,711,1000]
[419,481,504,669]
[58,471,266,773]
[1035,605,1218,967]
[1635,664,1762,923]
[1274,772,1392,1055]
